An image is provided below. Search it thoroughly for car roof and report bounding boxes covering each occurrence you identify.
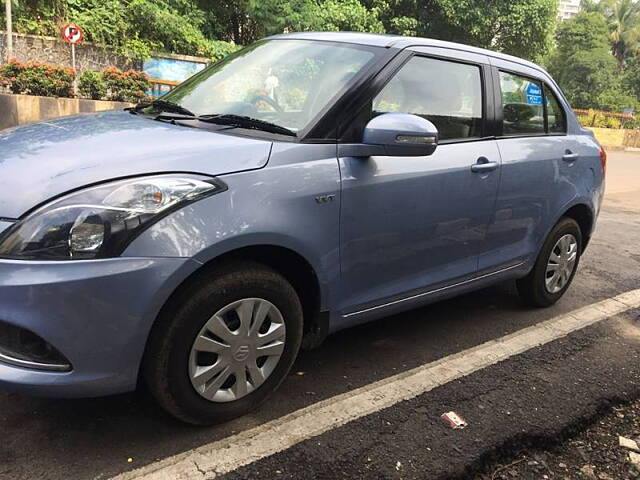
[267,32,545,76]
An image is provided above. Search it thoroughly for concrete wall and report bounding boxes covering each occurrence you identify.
[0,31,138,71]
[0,93,131,130]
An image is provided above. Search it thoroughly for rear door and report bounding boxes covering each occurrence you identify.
[480,60,578,272]
[337,50,502,319]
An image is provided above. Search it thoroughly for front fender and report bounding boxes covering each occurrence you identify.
[123,153,341,311]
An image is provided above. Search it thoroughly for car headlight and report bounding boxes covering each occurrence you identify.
[0,175,226,260]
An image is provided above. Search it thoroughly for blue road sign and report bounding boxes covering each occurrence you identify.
[526,83,543,105]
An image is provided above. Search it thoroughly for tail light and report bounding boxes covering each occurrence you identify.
[599,147,607,177]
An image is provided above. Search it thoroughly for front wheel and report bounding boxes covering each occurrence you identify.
[143,262,303,425]
[517,217,582,307]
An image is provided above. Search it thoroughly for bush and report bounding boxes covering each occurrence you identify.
[78,69,107,100]
[102,67,150,102]
[0,60,74,97]
[0,59,24,82]
[577,109,631,129]
[206,40,241,62]
[1,61,150,103]
[603,116,622,129]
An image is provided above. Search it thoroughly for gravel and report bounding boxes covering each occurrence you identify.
[475,398,640,480]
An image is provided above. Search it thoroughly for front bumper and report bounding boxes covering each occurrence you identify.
[0,256,200,397]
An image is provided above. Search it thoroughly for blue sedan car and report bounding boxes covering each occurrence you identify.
[0,32,605,424]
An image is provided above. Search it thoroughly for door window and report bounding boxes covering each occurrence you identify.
[545,87,567,134]
[499,72,545,136]
[372,56,483,141]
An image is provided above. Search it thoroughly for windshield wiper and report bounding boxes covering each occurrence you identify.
[152,100,196,117]
[150,112,297,137]
[198,114,296,137]
[129,99,196,117]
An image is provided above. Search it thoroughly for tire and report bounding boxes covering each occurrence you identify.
[517,217,582,308]
[143,261,303,425]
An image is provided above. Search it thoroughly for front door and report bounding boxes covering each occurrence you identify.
[337,54,501,317]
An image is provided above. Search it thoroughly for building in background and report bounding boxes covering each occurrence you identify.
[558,0,581,21]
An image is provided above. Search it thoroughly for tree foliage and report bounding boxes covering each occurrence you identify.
[3,0,239,61]
[307,0,385,33]
[361,0,558,61]
[193,0,384,45]
[584,0,640,66]
[623,54,640,99]
[3,0,557,62]
[548,10,638,110]
[434,0,558,61]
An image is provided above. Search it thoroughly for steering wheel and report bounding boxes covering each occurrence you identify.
[249,94,283,113]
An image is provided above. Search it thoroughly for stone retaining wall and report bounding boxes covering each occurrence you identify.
[0,93,131,130]
[0,31,137,71]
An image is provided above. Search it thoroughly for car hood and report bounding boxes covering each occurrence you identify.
[0,111,272,219]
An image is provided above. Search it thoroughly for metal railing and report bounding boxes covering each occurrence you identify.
[148,77,180,98]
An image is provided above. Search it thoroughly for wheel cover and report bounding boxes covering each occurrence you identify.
[188,298,286,403]
[545,233,578,294]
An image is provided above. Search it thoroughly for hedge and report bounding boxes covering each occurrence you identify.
[0,60,151,103]
[79,67,150,102]
[0,60,74,97]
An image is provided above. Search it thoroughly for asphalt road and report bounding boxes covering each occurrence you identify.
[1,152,639,480]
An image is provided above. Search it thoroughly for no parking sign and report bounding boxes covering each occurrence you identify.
[61,23,83,94]
[61,24,84,44]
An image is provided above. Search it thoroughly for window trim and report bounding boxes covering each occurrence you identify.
[494,66,569,139]
[338,51,493,145]
[542,83,568,136]
[496,68,546,138]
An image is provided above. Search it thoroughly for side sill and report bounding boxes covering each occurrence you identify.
[342,261,525,320]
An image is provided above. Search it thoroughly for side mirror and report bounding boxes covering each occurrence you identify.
[363,113,439,157]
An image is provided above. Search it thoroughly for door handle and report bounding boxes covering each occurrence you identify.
[471,159,499,173]
[562,152,579,162]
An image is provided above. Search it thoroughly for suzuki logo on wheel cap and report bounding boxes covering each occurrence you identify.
[233,345,250,362]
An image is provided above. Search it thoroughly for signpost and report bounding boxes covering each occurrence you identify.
[61,24,84,95]
[5,0,13,62]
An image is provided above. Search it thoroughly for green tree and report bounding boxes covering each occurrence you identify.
[437,0,558,61]
[364,0,558,61]
[550,11,611,58]
[555,48,621,108]
[585,0,640,66]
[622,54,640,98]
[4,0,238,61]
[305,0,384,33]
[548,11,635,110]
[196,0,384,45]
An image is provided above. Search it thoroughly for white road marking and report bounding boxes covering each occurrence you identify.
[114,289,640,480]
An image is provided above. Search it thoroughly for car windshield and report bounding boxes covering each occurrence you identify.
[159,40,380,134]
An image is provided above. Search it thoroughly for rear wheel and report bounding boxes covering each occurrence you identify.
[144,262,303,425]
[517,217,582,307]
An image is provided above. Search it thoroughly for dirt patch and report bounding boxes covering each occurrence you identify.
[474,398,640,480]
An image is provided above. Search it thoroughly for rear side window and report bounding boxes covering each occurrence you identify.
[372,56,483,141]
[499,72,544,136]
[545,87,567,134]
